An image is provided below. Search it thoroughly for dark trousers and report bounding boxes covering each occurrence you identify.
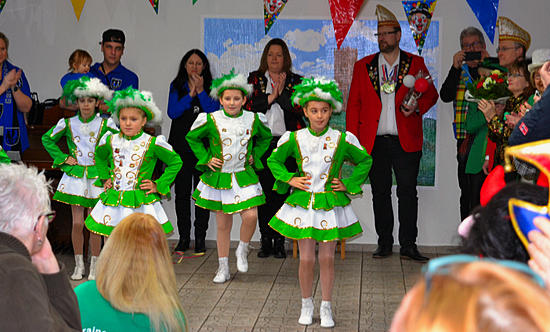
[369,135,422,248]
[174,151,210,240]
[456,139,485,220]
[257,137,287,240]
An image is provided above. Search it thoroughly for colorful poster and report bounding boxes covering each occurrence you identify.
[402,0,437,55]
[204,18,439,185]
[148,0,158,14]
[264,0,288,34]
[328,0,364,49]
[467,0,499,43]
[70,0,86,21]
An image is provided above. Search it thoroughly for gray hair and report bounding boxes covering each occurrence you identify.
[459,27,486,49]
[0,163,51,233]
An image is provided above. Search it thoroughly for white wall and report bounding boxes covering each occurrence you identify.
[3,0,549,245]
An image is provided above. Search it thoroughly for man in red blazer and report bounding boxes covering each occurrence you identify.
[347,4,438,261]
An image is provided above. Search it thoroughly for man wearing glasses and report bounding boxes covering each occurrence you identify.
[440,27,489,222]
[347,4,438,261]
[0,163,81,330]
[496,16,530,69]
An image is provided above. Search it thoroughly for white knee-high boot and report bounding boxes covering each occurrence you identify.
[213,257,230,283]
[298,297,314,325]
[88,256,98,280]
[320,300,335,327]
[235,241,249,273]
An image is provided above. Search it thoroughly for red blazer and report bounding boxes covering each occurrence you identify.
[346,50,438,154]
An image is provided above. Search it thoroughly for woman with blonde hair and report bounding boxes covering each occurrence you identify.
[390,255,550,332]
[75,213,186,331]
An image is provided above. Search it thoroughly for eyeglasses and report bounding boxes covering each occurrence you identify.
[375,31,398,38]
[462,41,483,50]
[423,254,545,292]
[497,46,520,53]
[39,211,56,224]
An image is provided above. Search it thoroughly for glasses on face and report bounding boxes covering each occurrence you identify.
[422,254,545,293]
[39,211,56,224]
[462,41,483,50]
[497,46,520,53]
[375,30,398,38]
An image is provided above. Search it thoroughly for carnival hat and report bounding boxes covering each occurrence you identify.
[376,5,400,29]
[291,77,343,113]
[528,49,550,72]
[497,16,531,51]
[107,87,162,125]
[62,76,112,104]
[210,69,253,99]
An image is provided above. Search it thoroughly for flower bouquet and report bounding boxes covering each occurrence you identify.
[465,69,511,104]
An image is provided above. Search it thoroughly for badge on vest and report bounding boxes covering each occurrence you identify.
[110,78,122,89]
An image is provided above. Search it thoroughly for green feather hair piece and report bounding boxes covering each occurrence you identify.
[106,87,162,125]
[291,77,343,113]
[62,76,112,104]
[209,68,252,98]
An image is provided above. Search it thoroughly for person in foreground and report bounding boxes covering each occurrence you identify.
[390,255,550,332]
[268,77,372,327]
[75,213,186,331]
[0,163,81,331]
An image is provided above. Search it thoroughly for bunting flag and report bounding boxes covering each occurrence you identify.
[193,0,199,4]
[70,0,86,21]
[264,0,288,34]
[402,0,437,55]
[0,0,6,16]
[466,0,499,44]
[148,0,158,14]
[328,0,364,50]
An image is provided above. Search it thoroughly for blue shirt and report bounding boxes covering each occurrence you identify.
[59,72,88,89]
[90,62,138,91]
[167,82,219,119]
[0,61,31,152]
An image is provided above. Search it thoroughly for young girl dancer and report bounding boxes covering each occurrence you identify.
[42,76,116,280]
[267,77,372,327]
[186,70,272,283]
[85,87,182,236]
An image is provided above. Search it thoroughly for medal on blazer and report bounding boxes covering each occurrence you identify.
[381,64,397,94]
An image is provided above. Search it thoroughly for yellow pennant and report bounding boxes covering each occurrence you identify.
[71,0,86,21]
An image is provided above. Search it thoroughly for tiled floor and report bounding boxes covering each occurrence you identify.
[65,242,458,332]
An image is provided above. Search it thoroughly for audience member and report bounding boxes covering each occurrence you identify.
[75,213,186,331]
[0,163,81,331]
[496,16,530,69]
[390,256,550,331]
[440,26,489,220]
[0,32,33,153]
[246,38,305,259]
[168,49,218,253]
[346,5,438,261]
[461,182,548,262]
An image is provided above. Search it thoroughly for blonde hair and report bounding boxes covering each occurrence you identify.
[68,49,92,71]
[391,261,550,332]
[96,213,186,331]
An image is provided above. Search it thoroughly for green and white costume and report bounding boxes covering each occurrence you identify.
[0,145,9,164]
[85,131,182,235]
[268,127,372,241]
[42,114,118,207]
[186,109,272,214]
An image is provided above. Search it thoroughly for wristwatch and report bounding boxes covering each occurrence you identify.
[12,86,19,93]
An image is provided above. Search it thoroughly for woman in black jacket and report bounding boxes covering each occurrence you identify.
[246,38,305,258]
[167,49,219,253]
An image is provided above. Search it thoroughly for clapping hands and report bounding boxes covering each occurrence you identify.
[188,74,204,97]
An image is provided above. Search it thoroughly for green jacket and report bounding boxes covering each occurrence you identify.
[465,102,488,174]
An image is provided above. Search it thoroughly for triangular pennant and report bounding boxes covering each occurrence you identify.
[402,0,437,55]
[70,0,86,21]
[0,0,7,16]
[466,0,499,44]
[264,0,288,34]
[193,0,199,4]
[148,0,158,14]
[328,0,364,49]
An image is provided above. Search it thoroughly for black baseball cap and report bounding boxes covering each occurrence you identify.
[101,29,125,45]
